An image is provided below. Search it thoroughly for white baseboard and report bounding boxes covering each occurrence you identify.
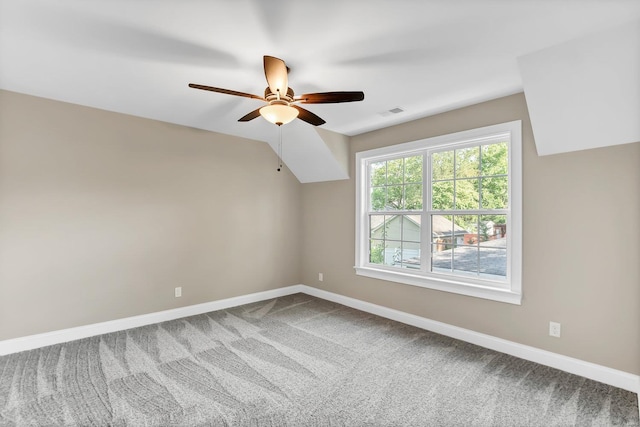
[299,285,640,395]
[0,285,305,356]
[1,283,637,395]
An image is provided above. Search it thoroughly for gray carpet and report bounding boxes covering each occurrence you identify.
[0,293,637,426]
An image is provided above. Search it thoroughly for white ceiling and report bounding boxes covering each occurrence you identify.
[1,0,640,180]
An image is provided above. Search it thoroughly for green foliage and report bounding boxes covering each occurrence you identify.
[432,181,453,210]
[370,142,507,220]
[432,151,453,180]
[479,221,490,242]
[481,142,508,175]
[480,142,508,209]
[455,146,480,178]
[371,162,386,186]
[481,177,508,209]
[404,184,422,210]
[386,159,403,184]
[371,187,385,210]
[455,178,479,210]
[370,240,384,264]
[370,155,423,211]
[431,142,508,211]
[404,156,423,182]
[387,186,403,209]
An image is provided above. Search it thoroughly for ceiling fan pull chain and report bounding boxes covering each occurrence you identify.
[277,124,283,172]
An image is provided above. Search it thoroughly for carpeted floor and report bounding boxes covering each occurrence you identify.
[0,293,638,426]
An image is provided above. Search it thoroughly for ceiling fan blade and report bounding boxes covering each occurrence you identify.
[263,55,288,97]
[238,108,262,122]
[188,83,264,100]
[293,105,326,126]
[295,91,365,104]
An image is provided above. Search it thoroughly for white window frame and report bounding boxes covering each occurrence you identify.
[355,121,522,305]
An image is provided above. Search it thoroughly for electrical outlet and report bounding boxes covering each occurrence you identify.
[175,287,182,298]
[318,273,323,282]
[549,321,561,338]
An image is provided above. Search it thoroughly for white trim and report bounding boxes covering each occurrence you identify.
[0,285,305,356]
[1,284,637,395]
[354,266,521,305]
[300,286,639,394]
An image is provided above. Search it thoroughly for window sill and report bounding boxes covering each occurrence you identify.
[354,266,522,305]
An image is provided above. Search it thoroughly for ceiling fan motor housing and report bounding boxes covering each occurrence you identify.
[265,87,295,104]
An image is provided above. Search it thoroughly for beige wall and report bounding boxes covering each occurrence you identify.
[301,93,640,375]
[2,89,638,376]
[0,90,302,340]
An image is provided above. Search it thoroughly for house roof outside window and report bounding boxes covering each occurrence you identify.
[370,214,468,238]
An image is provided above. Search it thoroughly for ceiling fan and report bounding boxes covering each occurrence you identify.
[189,55,364,127]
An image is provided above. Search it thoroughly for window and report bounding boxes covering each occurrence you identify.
[355,121,522,304]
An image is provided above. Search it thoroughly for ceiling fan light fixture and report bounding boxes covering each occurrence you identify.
[259,103,299,125]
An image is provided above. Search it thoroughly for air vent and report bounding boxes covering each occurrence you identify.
[378,107,405,117]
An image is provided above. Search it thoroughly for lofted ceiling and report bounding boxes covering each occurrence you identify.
[1,0,639,182]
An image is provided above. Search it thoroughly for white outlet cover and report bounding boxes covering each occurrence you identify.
[549,321,561,337]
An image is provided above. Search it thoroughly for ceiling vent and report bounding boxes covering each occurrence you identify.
[378,107,405,117]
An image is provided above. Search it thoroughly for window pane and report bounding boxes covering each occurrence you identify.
[385,215,402,240]
[453,214,477,245]
[431,214,453,247]
[386,185,403,210]
[481,142,508,176]
[455,178,479,209]
[453,245,479,275]
[455,146,480,178]
[480,215,507,244]
[387,158,403,184]
[478,215,507,278]
[370,161,386,186]
[432,151,454,180]
[369,240,384,264]
[371,187,386,211]
[431,243,451,272]
[404,155,423,183]
[481,177,508,209]
[385,241,402,266]
[369,215,386,238]
[432,180,454,210]
[402,215,421,242]
[401,241,421,269]
[479,247,507,278]
[404,184,423,210]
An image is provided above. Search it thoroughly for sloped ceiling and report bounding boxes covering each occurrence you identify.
[1,1,639,182]
[518,20,640,156]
